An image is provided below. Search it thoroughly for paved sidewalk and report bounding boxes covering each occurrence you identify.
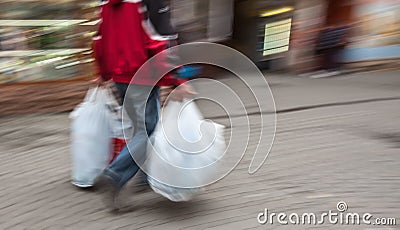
[0,71,399,229]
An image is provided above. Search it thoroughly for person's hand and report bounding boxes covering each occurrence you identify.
[169,83,197,102]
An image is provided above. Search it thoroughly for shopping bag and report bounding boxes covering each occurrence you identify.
[70,87,115,187]
[146,100,225,201]
[109,138,126,164]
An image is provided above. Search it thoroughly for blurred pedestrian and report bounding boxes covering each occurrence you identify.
[93,0,194,210]
[314,23,350,77]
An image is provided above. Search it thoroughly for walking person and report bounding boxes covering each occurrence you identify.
[313,23,350,78]
[93,0,194,210]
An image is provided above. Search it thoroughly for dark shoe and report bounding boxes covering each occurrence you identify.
[94,174,120,211]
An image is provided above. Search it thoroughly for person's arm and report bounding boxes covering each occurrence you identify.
[92,6,111,84]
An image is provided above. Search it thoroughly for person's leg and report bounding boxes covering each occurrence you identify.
[113,82,159,136]
[145,87,160,134]
[137,87,160,185]
[111,82,158,185]
[115,83,159,185]
[114,82,128,104]
[332,46,344,71]
[321,49,330,70]
[102,85,160,188]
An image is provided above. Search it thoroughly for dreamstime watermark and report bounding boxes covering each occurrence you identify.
[257,201,397,226]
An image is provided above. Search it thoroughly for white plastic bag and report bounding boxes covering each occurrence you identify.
[110,106,133,141]
[146,100,225,201]
[70,87,115,187]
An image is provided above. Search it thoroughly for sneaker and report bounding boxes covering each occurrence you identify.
[94,174,120,211]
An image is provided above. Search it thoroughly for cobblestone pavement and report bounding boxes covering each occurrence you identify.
[0,71,399,229]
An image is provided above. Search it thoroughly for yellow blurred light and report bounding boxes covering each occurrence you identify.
[259,6,294,17]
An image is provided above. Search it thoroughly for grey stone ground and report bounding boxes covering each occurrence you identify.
[0,71,399,229]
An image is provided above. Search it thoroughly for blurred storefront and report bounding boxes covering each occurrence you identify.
[170,0,234,43]
[232,0,296,69]
[0,0,99,83]
[0,0,398,83]
[0,0,237,83]
[288,0,329,73]
[0,0,100,115]
[289,0,400,73]
[231,0,399,73]
[285,0,355,73]
[343,0,399,65]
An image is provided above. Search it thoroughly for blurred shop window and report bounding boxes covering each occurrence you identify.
[0,0,99,83]
[262,18,292,56]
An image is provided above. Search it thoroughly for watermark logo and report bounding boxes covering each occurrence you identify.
[257,201,397,226]
[336,201,348,212]
[123,42,276,188]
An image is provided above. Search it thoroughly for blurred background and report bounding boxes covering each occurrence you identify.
[0,1,399,228]
[0,0,399,114]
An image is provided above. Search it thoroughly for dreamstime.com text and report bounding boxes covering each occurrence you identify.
[257,202,396,226]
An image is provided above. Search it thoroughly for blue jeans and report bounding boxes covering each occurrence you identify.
[104,83,160,188]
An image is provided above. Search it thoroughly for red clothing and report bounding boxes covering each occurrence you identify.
[94,0,184,86]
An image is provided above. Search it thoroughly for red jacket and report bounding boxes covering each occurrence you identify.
[94,0,184,86]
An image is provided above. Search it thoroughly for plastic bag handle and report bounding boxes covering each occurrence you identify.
[88,86,100,103]
[89,85,115,103]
